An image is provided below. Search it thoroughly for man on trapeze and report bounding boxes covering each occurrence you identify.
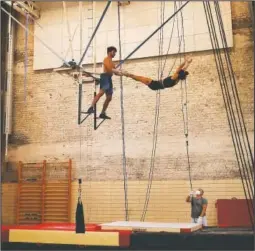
[121,57,192,90]
[86,46,123,119]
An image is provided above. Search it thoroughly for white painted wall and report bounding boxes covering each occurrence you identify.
[33,1,233,70]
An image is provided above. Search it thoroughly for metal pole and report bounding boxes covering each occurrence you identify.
[78,1,83,126]
[93,91,97,130]
[78,84,82,125]
[93,1,97,93]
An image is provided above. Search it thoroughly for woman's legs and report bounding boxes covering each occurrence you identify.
[122,71,152,85]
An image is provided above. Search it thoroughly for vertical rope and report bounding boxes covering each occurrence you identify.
[203,1,254,228]
[61,4,64,59]
[206,2,253,200]
[117,2,129,221]
[63,1,74,60]
[79,1,83,179]
[161,1,177,75]
[166,2,184,77]
[64,24,79,61]
[178,1,192,190]
[140,1,165,222]
[214,2,254,179]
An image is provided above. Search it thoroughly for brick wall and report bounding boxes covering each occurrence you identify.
[2,2,254,225]
[7,2,253,180]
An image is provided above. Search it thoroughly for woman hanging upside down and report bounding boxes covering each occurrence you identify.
[121,58,192,90]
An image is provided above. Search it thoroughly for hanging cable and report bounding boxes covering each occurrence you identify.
[178,0,193,190]
[214,2,254,181]
[64,24,79,61]
[117,2,129,221]
[161,2,184,81]
[206,2,253,201]
[213,4,254,204]
[158,1,165,79]
[212,1,254,224]
[161,2,178,76]
[205,2,253,201]
[159,1,193,191]
[160,2,185,77]
[92,1,97,94]
[203,1,254,228]
[140,1,165,222]
[63,1,74,60]
[78,1,83,180]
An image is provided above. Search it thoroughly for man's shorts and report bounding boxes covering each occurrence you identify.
[100,73,113,95]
